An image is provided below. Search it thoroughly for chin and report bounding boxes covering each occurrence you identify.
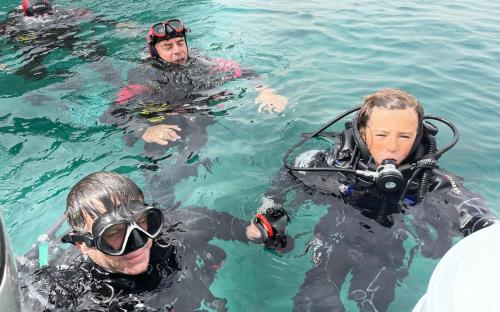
[121,261,149,275]
[174,57,187,64]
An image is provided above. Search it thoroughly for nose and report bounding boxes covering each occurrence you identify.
[172,44,181,55]
[386,136,398,153]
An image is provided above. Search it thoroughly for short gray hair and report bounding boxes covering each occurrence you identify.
[65,172,144,230]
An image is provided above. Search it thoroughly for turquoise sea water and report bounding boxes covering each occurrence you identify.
[1,0,500,311]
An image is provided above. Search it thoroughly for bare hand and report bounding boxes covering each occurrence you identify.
[141,124,181,145]
[256,86,288,113]
[246,223,263,241]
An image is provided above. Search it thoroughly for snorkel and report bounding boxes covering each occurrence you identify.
[283,106,459,202]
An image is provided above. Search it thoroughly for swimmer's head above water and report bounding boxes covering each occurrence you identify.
[355,88,424,166]
[23,0,52,17]
[146,19,189,65]
[61,172,163,275]
[284,88,459,198]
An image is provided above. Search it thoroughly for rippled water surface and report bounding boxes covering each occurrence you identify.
[1,0,500,311]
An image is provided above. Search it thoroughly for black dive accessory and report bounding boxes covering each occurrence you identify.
[62,203,164,256]
[461,215,498,236]
[23,0,52,17]
[283,106,459,201]
[253,206,289,249]
[367,159,404,192]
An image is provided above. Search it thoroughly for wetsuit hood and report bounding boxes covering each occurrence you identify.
[23,0,52,17]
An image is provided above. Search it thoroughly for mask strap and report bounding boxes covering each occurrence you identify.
[61,231,94,247]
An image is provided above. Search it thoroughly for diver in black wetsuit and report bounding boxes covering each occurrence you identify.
[103,19,289,206]
[0,0,107,80]
[248,88,498,311]
[18,171,286,311]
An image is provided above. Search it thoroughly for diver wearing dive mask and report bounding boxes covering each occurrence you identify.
[62,202,163,256]
[19,171,268,311]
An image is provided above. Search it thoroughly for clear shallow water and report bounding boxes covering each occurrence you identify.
[1,0,500,311]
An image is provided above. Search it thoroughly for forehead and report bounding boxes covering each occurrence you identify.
[367,107,418,130]
[156,37,184,46]
[81,200,107,229]
[82,200,145,227]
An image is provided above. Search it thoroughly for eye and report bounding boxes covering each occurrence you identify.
[136,216,147,225]
[399,135,411,139]
[375,133,387,137]
[108,231,121,237]
[104,230,122,239]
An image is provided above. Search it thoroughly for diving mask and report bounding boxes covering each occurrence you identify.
[62,203,164,256]
[147,19,187,44]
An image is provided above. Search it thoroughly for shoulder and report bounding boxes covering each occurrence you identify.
[128,61,160,77]
[294,149,329,169]
[19,255,91,310]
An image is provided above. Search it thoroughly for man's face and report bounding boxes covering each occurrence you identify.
[76,205,153,275]
[361,107,419,166]
[155,37,188,64]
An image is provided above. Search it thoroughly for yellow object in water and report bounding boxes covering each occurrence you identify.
[147,116,166,123]
[140,102,169,123]
[15,33,37,42]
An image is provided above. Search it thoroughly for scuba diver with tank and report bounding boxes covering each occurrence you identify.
[246,88,497,311]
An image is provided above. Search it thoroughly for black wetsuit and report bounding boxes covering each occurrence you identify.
[18,206,249,312]
[102,55,250,205]
[262,129,496,312]
[0,6,107,80]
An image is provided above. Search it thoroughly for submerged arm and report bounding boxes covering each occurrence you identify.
[413,168,498,259]
[210,57,289,113]
[169,207,250,243]
[259,149,328,216]
[431,169,497,235]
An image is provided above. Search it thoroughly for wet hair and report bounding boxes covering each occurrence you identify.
[65,172,144,231]
[356,88,424,134]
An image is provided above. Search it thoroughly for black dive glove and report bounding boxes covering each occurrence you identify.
[460,214,498,236]
[253,206,289,249]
